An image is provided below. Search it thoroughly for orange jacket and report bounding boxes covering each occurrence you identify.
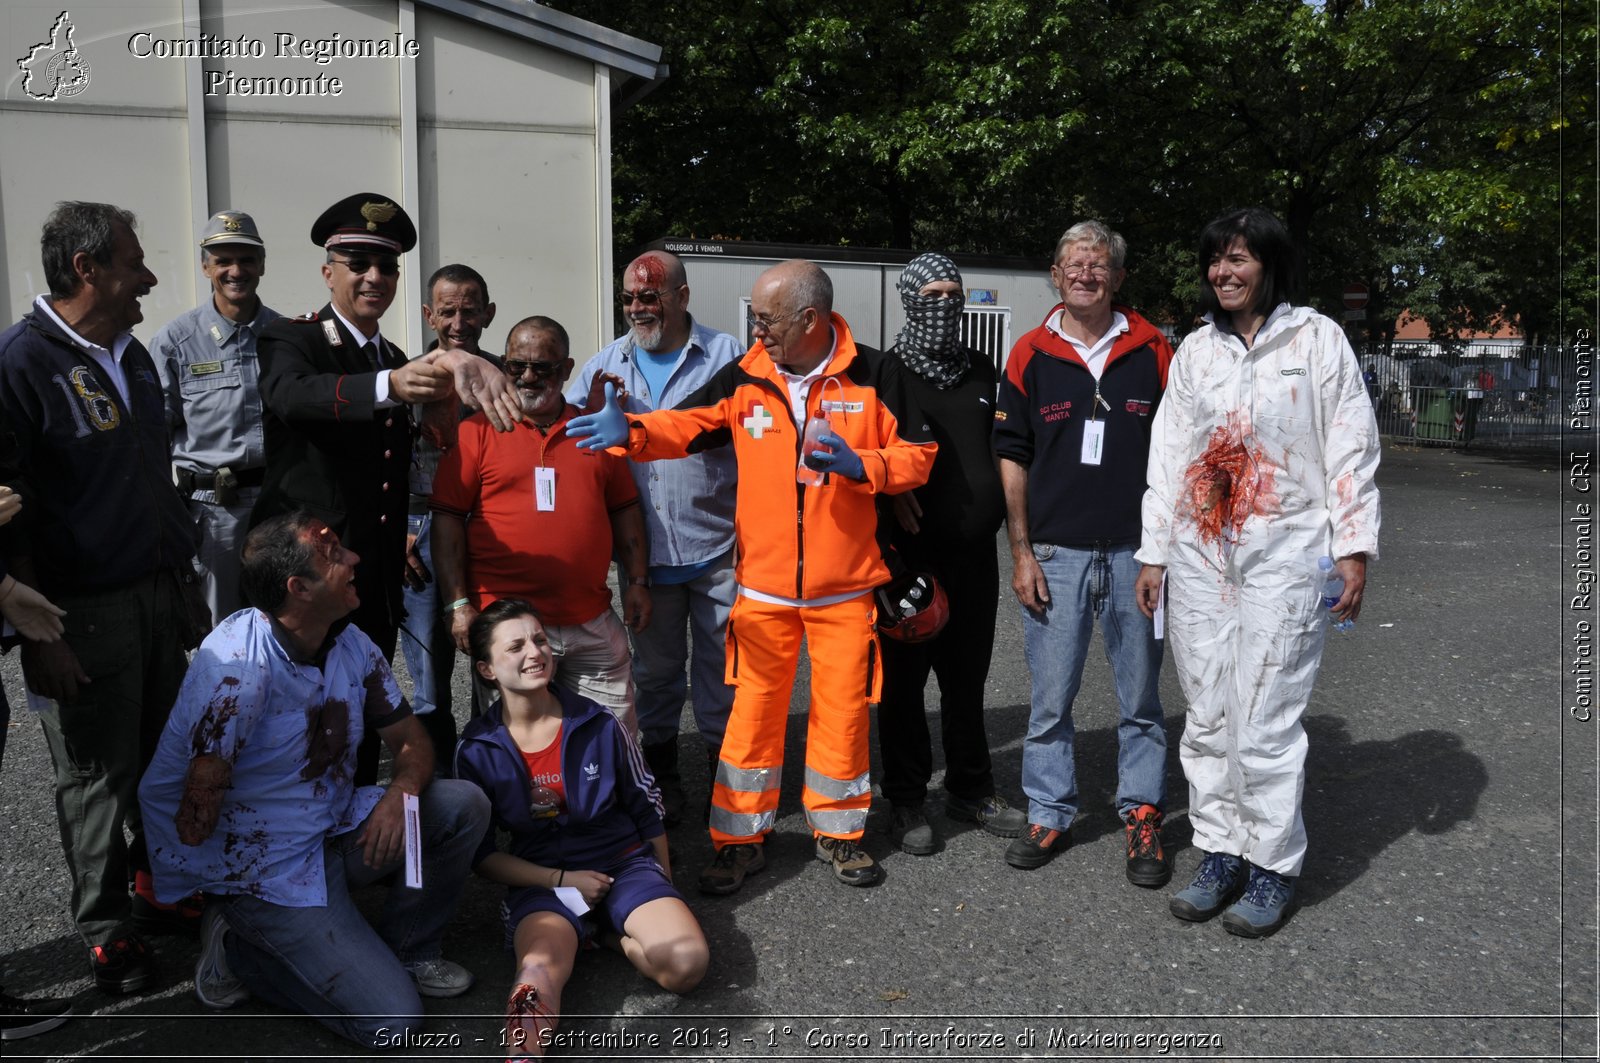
[619,314,936,600]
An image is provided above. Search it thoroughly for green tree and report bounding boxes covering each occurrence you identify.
[555,0,1586,337]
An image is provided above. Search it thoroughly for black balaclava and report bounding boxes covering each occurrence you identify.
[894,252,968,389]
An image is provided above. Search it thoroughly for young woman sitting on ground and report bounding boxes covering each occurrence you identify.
[454,598,709,1058]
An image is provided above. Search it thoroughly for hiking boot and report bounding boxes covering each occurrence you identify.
[1221,865,1297,938]
[887,803,937,856]
[1124,804,1170,888]
[945,792,1027,838]
[1169,851,1246,922]
[0,986,72,1041]
[697,843,765,896]
[404,957,474,998]
[815,836,885,887]
[1004,823,1071,869]
[88,934,157,996]
[643,739,684,827]
[194,906,248,1010]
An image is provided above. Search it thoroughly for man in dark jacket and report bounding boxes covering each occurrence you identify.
[0,201,210,993]
[993,220,1174,885]
[870,252,1024,857]
[251,194,517,782]
[252,193,520,657]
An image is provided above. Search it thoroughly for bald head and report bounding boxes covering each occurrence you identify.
[621,251,691,352]
[626,251,687,289]
[758,259,833,316]
[750,259,835,374]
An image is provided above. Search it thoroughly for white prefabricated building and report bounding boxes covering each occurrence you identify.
[1,0,664,359]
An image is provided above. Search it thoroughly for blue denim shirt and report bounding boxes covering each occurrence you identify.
[568,316,742,568]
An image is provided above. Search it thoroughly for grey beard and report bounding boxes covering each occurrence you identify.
[630,320,665,351]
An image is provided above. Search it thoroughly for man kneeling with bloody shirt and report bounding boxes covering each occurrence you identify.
[138,511,490,1046]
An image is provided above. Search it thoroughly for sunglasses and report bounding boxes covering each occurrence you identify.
[331,254,401,277]
[618,286,681,308]
[503,359,564,379]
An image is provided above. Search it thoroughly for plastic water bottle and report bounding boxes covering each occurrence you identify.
[1317,556,1355,633]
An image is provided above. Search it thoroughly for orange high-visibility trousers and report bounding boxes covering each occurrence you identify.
[709,592,881,846]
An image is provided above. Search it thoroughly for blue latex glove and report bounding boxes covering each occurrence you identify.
[806,430,866,481]
[567,382,628,451]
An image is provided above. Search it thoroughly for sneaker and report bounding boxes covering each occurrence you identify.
[132,887,205,937]
[887,803,937,856]
[0,987,72,1041]
[194,906,248,1010]
[697,842,765,896]
[1003,823,1071,869]
[1169,850,1246,922]
[945,793,1028,838]
[88,934,157,996]
[1124,804,1171,888]
[814,836,885,887]
[1221,865,1297,938]
[403,957,474,998]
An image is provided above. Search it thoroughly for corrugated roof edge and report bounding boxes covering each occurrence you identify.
[418,0,667,92]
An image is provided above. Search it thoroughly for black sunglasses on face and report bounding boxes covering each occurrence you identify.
[503,359,564,379]
[331,254,401,277]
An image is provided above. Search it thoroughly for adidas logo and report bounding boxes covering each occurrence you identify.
[584,762,600,780]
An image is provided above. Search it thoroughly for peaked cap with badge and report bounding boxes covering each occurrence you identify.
[310,193,417,254]
[251,192,417,661]
[199,209,266,250]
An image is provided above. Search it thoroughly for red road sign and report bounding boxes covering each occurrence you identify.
[1343,283,1370,310]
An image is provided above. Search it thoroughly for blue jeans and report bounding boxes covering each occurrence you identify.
[632,550,736,747]
[1019,543,1165,832]
[217,778,490,1047]
[401,512,459,772]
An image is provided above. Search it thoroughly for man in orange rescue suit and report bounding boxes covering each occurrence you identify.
[569,259,936,894]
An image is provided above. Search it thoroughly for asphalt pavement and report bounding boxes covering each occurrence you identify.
[1,443,1593,1062]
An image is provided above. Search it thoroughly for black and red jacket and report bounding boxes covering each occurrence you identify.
[993,304,1173,548]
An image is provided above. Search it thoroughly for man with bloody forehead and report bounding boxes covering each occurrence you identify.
[567,251,742,824]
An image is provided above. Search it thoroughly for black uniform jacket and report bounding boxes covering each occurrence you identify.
[251,304,412,640]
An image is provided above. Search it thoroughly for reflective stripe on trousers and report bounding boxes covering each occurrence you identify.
[710,592,878,846]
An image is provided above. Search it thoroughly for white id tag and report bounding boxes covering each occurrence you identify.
[534,467,556,511]
[403,793,423,889]
[1080,419,1106,465]
[1153,571,1167,641]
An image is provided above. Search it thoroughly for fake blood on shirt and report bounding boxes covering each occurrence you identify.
[1181,416,1279,548]
[520,722,566,817]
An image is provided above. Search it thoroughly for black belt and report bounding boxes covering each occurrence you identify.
[176,467,266,493]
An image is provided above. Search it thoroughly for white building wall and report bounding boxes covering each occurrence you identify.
[1,0,619,360]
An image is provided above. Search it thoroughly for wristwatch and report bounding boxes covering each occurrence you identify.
[625,576,650,588]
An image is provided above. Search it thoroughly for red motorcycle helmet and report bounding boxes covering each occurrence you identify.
[874,571,950,643]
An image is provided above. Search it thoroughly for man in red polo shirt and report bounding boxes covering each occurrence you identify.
[432,316,649,732]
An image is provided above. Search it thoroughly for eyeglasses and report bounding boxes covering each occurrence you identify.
[1055,262,1112,280]
[915,291,966,304]
[331,254,400,277]
[503,359,564,379]
[618,286,683,308]
[746,307,807,333]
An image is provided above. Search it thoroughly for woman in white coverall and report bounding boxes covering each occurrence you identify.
[1134,207,1380,938]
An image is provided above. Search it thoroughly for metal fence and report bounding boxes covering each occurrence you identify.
[1357,341,1576,450]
